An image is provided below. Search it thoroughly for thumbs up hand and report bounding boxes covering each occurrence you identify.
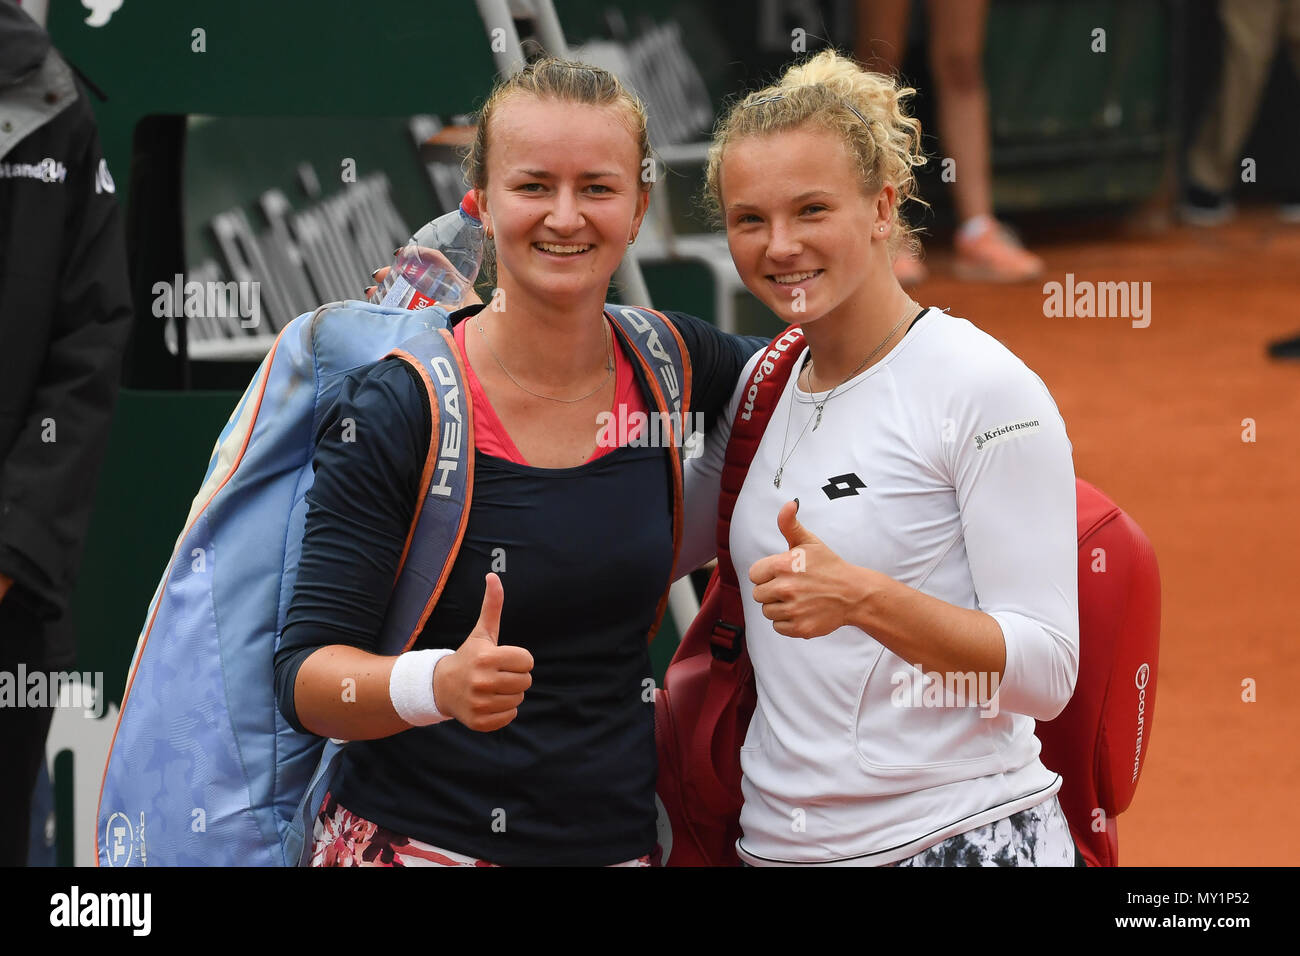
[433,573,534,731]
[775,497,820,553]
[748,500,869,640]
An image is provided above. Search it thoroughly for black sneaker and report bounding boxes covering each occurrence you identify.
[1266,333,1300,360]
[1180,182,1234,226]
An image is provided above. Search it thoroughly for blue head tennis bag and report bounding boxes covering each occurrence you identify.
[95,300,474,867]
[95,299,692,866]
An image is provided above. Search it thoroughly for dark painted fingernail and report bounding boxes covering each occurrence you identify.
[370,268,381,279]
[393,247,403,257]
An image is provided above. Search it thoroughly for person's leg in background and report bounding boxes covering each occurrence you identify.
[855,0,930,285]
[927,0,1043,282]
[1184,0,1283,224]
[1277,0,1300,221]
[1265,0,1300,356]
[0,601,56,867]
[855,0,1043,283]
[855,0,912,79]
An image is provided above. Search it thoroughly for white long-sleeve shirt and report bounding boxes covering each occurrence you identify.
[679,307,1080,865]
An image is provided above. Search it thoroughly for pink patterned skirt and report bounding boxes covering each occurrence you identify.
[310,791,653,867]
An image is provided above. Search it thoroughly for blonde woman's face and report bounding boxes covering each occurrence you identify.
[476,97,649,307]
[719,125,880,326]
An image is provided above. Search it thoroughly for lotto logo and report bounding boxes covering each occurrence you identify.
[822,473,866,500]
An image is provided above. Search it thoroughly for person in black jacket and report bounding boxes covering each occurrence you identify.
[0,0,132,865]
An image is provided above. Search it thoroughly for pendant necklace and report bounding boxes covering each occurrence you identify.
[773,299,919,488]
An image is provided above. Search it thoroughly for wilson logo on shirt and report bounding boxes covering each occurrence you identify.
[972,419,1041,451]
[822,473,866,500]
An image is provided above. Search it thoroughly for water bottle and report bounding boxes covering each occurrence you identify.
[378,190,484,311]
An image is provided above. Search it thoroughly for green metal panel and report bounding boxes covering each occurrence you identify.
[46,0,500,211]
[986,2,1168,149]
[980,0,1171,211]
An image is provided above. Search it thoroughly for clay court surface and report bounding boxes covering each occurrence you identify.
[912,210,1300,865]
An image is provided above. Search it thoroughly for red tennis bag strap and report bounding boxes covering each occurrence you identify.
[702,321,800,702]
[654,327,805,865]
[714,328,808,628]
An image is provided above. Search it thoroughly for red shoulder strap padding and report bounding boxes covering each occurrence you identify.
[713,327,808,636]
[1036,478,1161,867]
[655,327,805,866]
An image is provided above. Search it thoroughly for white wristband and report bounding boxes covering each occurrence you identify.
[389,648,456,727]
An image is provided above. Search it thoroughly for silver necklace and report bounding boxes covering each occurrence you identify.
[773,299,919,489]
[474,313,614,404]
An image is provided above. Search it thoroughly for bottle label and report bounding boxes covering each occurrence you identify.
[379,275,412,309]
[379,264,461,311]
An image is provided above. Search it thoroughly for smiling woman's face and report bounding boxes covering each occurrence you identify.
[477,95,649,308]
[720,124,881,327]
